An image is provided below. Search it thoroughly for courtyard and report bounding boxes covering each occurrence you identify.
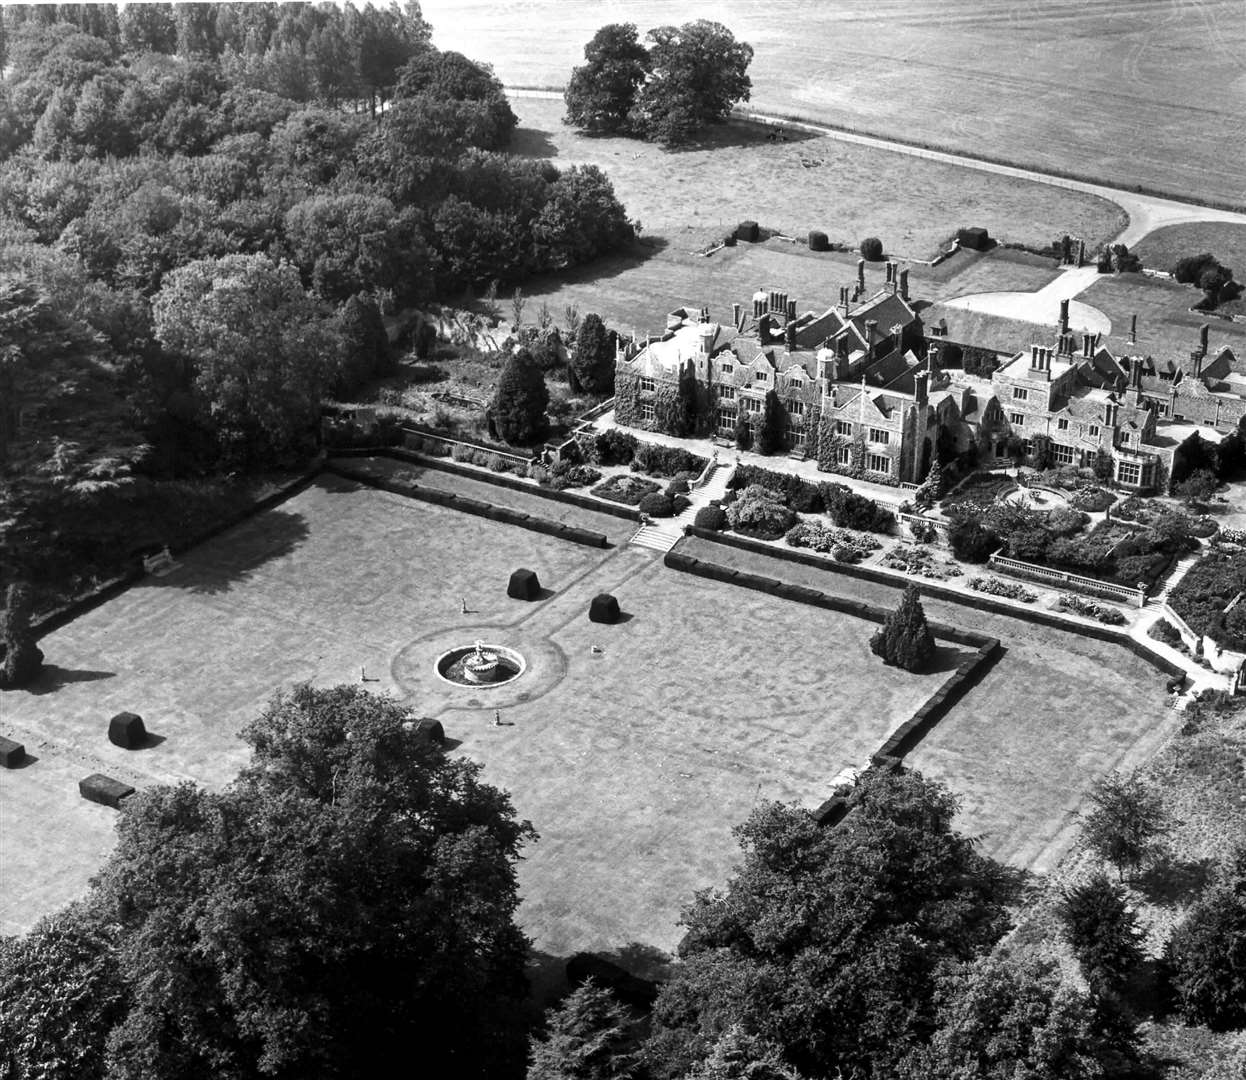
[0,472,1183,956]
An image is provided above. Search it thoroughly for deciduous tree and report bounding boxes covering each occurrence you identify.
[646,770,1014,1079]
[1059,872,1144,993]
[152,253,338,465]
[564,23,650,134]
[631,21,752,147]
[1079,772,1169,881]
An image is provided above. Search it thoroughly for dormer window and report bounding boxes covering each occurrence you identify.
[756,371,768,382]
[721,363,733,374]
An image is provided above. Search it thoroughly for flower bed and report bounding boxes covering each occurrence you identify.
[941,471,1018,508]
[968,576,1037,603]
[1114,497,1216,538]
[1069,485,1116,513]
[785,520,881,564]
[1056,593,1127,625]
[590,474,661,505]
[880,545,963,579]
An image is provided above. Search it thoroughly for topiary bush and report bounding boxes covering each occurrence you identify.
[694,505,728,531]
[632,443,707,478]
[638,492,675,518]
[735,220,759,243]
[592,429,638,466]
[808,230,829,252]
[725,485,797,539]
[671,494,691,515]
[870,584,935,672]
[666,477,690,495]
[859,236,884,261]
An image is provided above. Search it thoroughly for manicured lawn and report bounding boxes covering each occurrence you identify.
[0,474,942,957]
[675,532,1182,872]
[422,0,1245,208]
[1133,223,1246,277]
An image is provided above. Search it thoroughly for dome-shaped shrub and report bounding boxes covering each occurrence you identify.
[638,492,675,518]
[694,505,728,531]
[808,230,829,252]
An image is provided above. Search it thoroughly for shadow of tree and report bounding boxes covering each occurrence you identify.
[509,125,560,159]
[1134,853,1218,906]
[27,665,116,696]
[598,941,675,984]
[145,509,311,596]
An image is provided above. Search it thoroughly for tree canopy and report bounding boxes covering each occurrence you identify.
[491,347,549,446]
[565,20,752,147]
[0,684,538,1079]
[870,583,936,672]
[646,769,1015,1079]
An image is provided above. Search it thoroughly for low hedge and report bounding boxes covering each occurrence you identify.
[326,463,608,548]
[638,492,675,518]
[632,443,708,478]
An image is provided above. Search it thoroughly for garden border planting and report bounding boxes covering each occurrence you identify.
[335,447,643,522]
[324,461,609,548]
[682,526,1184,679]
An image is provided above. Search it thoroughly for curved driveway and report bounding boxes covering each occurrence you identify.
[507,88,1246,248]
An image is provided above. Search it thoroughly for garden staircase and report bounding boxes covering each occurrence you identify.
[628,461,732,553]
[1154,550,1202,604]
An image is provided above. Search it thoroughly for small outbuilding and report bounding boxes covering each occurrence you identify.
[108,712,148,750]
[80,773,135,809]
[588,593,621,624]
[507,568,541,601]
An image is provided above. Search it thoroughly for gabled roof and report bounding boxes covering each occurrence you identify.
[919,303,1046,356]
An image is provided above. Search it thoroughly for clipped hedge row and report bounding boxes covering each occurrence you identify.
[353,448,642,521]
[326,462,608,548]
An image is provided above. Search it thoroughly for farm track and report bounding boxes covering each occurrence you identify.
[506,89,1246,250]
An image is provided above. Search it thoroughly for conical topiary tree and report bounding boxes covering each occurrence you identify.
[870,584,935,672]
[571,313,615,395]
[915,459,945,509]
[1,583,44,689]
[756,389,785,455]
[491,347,549,445]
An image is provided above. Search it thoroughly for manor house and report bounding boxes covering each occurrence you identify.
[612,270,1243,491]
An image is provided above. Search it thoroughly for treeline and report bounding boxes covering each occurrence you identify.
[0,3,632,591]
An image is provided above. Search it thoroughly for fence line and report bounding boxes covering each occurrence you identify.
[987,552,1146,607]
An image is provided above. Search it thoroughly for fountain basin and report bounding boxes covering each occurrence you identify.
[435,643,526,688]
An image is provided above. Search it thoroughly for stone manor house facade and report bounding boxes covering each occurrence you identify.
[612,269,1244,491]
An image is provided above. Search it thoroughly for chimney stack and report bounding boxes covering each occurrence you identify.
[732,302,742,329]
[914,371,928,406]
[865,320,878,360]
[1030,344,1041,368]
[1129,314,1137,344]
[1082,332,1093,358]
[1192,349,1204,379]
[838,285,849,310]
[1130,358,1142,390]
[857,258,866,287]
[1059,298,1070,335]
[927,342,941,375]
[787,299,797,322]
[899,267,910,301]
[1200,323,1210,356]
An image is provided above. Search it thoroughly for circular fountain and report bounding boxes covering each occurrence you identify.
[435,640,526,688]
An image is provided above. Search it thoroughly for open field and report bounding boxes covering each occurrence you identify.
[510,95,1126,262]
[1133,223,1246,276]
[676,533,1182,872]
[425,0,1246,209]
[0,475,949,956]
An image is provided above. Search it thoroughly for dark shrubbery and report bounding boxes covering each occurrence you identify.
[821,483,894,534]
[592,429,638,466]
[1169,549,1246,649]
[808,230,829,252]
[666,478,691,495]
[693,505,728,531]
[725,485,797,539]
[491,349,549,445]
[541,462,602,491]
[0,584,44,690]
[949,520,1000,563]
[870,584,935,672]
[632,443,707,478]
[590,474,660,505]
[735,220,759,243]
[859,236,884,261]
[730,465,823,512]
[638,492,675,517]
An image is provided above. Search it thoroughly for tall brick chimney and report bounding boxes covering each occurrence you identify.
[787,299,797,322]
[1192,349,1204,379]
[857,258,866,287]
[913,371,928,406]
[1059,298,1070,335]
[1082,332,1094,358]
[865,320,877,360]
[1200,323,1210,356]
[1129,313,1137,344]
[732,302,742,329]
[898,268,910,301]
